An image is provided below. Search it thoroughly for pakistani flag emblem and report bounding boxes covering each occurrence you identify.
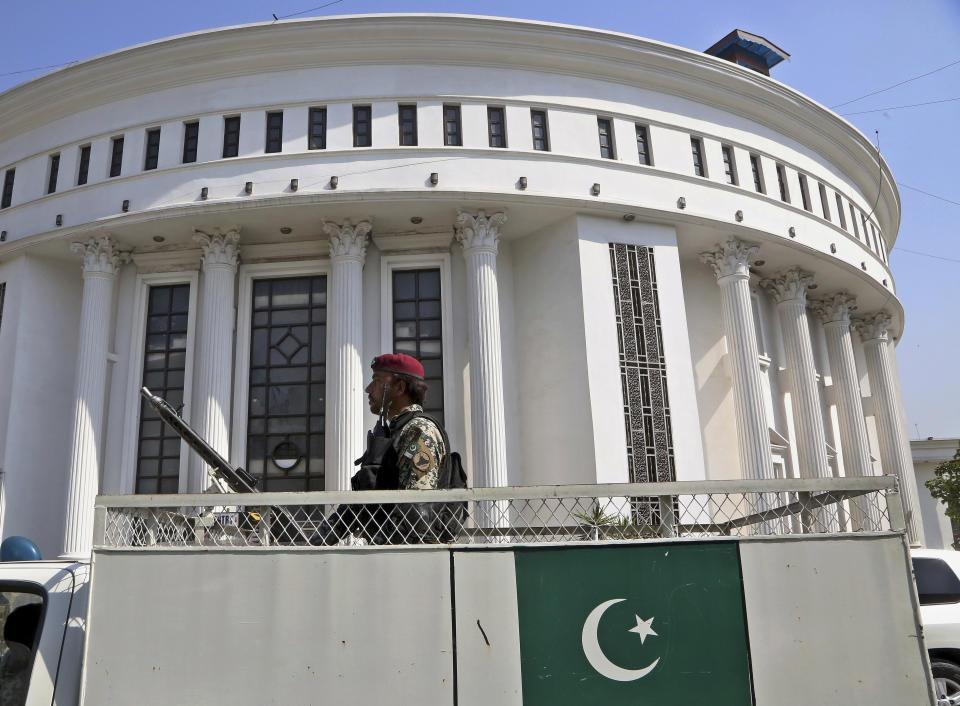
[514,542,753,704]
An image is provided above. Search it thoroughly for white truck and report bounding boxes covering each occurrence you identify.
[0,476,940,705]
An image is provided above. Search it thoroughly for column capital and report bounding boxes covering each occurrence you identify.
[811,292,858,325]
[323,219,372,263]
[454,210,507,255]
[853,311,892,343]
[193,226,241,270]
[760,266,816,305]
[698,237,760,280]
[70,235,129,277]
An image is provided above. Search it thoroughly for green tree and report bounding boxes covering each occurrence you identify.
[925,444,960,546]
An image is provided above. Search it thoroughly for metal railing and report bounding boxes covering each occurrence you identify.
[94,476,903,549]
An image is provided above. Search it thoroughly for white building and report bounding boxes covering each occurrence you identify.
[913,438,960,549]
[0,15,919,558]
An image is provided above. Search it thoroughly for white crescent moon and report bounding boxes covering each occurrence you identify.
[581,598,660,682]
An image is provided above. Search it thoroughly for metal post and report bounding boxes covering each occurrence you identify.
[797,491,814,533]
[658,495,676,538]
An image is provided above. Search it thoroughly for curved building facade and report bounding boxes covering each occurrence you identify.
[0,15,918,556]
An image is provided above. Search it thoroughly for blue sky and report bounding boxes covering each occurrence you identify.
[3,0,959,438]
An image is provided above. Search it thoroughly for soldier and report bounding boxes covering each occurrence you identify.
[312,353,447,544]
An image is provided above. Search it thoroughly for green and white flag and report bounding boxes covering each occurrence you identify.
[514,542,753,705]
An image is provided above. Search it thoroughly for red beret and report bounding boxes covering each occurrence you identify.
[371,353,424,380]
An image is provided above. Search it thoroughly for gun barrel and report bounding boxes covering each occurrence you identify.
[139,387,257,493]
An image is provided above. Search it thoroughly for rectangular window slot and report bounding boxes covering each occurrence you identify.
[721,145,737,185]
[690,137,706,177]
[109,136,125,177]
[850,204,860,239]
[836,194,847,230]
[443,104,462,146]
[750,154,764,193]
[776,163,789,202]
[222,116,241,158]
[77,145,91,186]
[353,105,372,147]
[530,109,549,151]
[597,118,615,159]
[635,124,651,165]
[144,128,161,171]
[398,104,418,146]
[47,153,60,194]
[798,174,811,211]
[1,169,15,208]
[182,122,199,164]
[308,107,327,150]
[265,111,284,154]
[487,107,506,148]
[818,183,831,220]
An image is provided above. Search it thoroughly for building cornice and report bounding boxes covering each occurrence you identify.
[0,14,899,241]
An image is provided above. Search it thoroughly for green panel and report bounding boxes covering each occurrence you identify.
[514,542,752,705]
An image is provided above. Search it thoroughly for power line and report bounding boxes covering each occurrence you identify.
[897,182,960,208]
[893,247,960,264]
[274,0,346,20]
[830,57,960,109]
[840,96,960,116]
[0,61,77,78]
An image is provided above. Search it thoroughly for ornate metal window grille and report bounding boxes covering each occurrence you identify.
[247,276,327,491]
[609,244,675,485]
[392,269,444,425]
[136,284,191,494]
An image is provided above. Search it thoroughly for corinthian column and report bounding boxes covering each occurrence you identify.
[854,313,924,544]
[323,219,371,491]
[761,268,830,480]
[63,235,128,558]
[699,238,773,482]
[455,211,509,504]
[190,227,240,492]
[813,293,878,530]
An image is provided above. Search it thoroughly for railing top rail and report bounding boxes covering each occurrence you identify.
[96,476,897,509]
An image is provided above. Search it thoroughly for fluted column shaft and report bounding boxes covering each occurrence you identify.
[324,220,371,491]
[191,228,240,492]
[762,268,830,479]
[856,313,924,544]
[455,211,509,490]
[63,236,126,558]
[699,238,773,481]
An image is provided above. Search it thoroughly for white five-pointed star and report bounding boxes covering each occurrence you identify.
[628,615,658,644]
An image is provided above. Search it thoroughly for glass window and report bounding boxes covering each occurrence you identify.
[398,104,418,146]
[750,154,764,193]
[798,174,811,211]
[818,183,831,220]
[353,105,371,147]
[530,110,549,151]
[144,128,161,171]
[776,163,789,202]
[109,136,124,178]
[265,111,283,153]
[182,122,199,164]
[247,276,327,491]
[77,145,91,185]
[690,137,705,177]
[487,107,506,148]
[308,107,327,150]
[392,269,444,425]
[913,558,960,605]
[47,153,60,194]
[136,284,191,494]
[836,194,847,230]
[1,169,14,209]
[635,124,651,165]
[443,104,462,146]
[222,116,241,158]
[721,145,737,185]
[0,585,45,706]
[597,118,615,159]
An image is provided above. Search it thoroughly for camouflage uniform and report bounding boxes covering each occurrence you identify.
[391,404,446,490]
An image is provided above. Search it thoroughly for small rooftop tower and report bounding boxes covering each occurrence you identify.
[705,30,790,76]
